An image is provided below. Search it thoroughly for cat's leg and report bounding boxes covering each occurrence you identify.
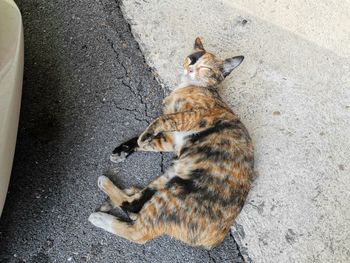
[97,166,174,214]
[137,132,174,152]
[119,174,170,215]
[98,186,140,212]
[111,110,222,163]
[88,212,158,244]
[138,109,226,145]
[96,175,164,220]
[110,132,174,163]
[97,176,142,206]
[118,165,177,218]
[97,172,170,208]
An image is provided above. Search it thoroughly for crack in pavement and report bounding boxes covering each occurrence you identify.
[230,230,246,262]
[121,79,151,123]
[159,152,165,174]
[207,250,217,263]
[102,0,159,123]
[106,36,152,124]
[111,101,149,125]
[106,38,128,77]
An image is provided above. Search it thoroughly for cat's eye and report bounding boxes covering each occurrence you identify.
[199,66,213,72]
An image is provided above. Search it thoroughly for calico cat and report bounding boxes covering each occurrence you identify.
[89,37,254,249]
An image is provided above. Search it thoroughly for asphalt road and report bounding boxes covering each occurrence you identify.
[0,0,243,262]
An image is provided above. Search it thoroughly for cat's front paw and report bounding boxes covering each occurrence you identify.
[110,152,128,163]
[110,137,138,163]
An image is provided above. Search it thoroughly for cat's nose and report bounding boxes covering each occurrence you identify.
[188,67,194,73]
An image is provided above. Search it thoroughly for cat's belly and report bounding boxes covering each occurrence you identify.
[172,131,194,148]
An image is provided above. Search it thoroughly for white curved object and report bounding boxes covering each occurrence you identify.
[0,0,24,215]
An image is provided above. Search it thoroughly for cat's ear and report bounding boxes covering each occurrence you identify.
[194,37,205,51]
[222,56,244,77]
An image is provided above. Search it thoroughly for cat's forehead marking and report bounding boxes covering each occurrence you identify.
[188,51,205,65]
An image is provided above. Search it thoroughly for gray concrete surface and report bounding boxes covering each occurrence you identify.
[120,0,350,262]
[0,0,243,262]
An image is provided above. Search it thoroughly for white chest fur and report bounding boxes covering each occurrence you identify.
[172,131,194,148]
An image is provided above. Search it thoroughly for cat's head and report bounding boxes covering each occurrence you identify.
[181,37,244,87]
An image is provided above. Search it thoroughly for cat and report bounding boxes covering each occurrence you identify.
[89,37,254,249]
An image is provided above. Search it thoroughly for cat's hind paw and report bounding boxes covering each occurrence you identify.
[97,175,111,193]
[88,212,115,233]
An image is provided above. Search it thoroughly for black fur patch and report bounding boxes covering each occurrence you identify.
[190,168,211,180]
[121,188,156,213]
[194,145,234,162]
[166,169,212,196]
[112,136,138,155]
[188,51,205,65]
[167,169,248,211]
[179,146,190,156]
[189,120,240,144]
[154,132,167,142]
[166,176,197,195]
